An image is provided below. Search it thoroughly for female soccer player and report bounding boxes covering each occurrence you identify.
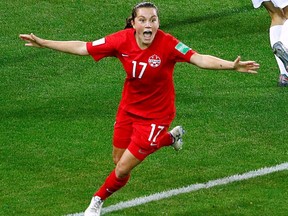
[19,2,259,216]
[252,0,288,86]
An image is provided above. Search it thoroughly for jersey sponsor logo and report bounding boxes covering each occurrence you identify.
[92,38,105,46]
[148,54,161,68]
[175,42,191,55]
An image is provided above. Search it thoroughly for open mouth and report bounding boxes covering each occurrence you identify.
[143,30,152,38]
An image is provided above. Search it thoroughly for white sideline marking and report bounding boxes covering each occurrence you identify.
[67,162,288,216]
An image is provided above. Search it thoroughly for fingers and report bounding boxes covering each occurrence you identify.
[247,70,258,74]
[19,35,32,47]
[19,34,32,41]
[19,33,42,47]
[19,33,37,42]
[235,58,260,73]
[242,65,259,74]
[19,33,35,46]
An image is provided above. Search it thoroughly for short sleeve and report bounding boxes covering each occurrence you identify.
[170,36,196,63]
[86,34,117,61]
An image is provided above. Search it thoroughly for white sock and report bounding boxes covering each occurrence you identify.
[270,25,287,75]
[280,20,288,48]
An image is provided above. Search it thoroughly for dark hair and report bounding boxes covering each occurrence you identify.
[124,2,159,29]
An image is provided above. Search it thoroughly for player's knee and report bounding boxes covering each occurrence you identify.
[115,162,130,178]
[283,6,288,18]
[112,147,125,165]
[113,155,121,165]
[270,13,286,25]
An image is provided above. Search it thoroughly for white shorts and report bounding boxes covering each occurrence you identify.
[252,0,288,8]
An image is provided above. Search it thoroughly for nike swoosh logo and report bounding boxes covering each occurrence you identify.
[138,149,148,154]
[106,188,114,194]
[121,54,129,57]
[150,143,157,147]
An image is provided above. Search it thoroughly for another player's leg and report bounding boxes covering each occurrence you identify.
[273,41,288,86]
[279,5,288,48]
[276,5,288,86]
[263,2,288,86]
[270,26,288,86]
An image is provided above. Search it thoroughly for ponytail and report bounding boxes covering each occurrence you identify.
[124,17,133,29]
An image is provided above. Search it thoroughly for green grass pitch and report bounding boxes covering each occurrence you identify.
[1,0,288,215]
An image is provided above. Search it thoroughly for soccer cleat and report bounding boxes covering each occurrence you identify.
[169,126,185,151]
[273,41,288,72]
[84,196,103,216]
[278,74,288,87]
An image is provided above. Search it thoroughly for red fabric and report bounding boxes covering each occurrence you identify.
[86,28,196,119]
[113,107,173,160]
[95,169,130,200]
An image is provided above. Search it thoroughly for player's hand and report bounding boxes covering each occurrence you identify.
[233,56,259,74]
[19,33,44,48]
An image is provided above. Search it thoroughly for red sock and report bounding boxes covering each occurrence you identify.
[157,132,174,148]
[94,169,130,200]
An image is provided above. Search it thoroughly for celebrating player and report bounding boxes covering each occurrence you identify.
[19,2,259,216]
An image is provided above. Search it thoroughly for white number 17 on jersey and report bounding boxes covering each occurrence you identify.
[132,61,147,79]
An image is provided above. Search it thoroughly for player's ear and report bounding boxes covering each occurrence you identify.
[131,20,135,29]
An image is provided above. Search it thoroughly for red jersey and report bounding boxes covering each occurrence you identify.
[86,28,196,119]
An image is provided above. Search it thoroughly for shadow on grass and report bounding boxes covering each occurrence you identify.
[160,5,255,30]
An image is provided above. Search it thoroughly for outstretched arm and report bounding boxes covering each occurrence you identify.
[190,53,259,74]
[19,33,89,56]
